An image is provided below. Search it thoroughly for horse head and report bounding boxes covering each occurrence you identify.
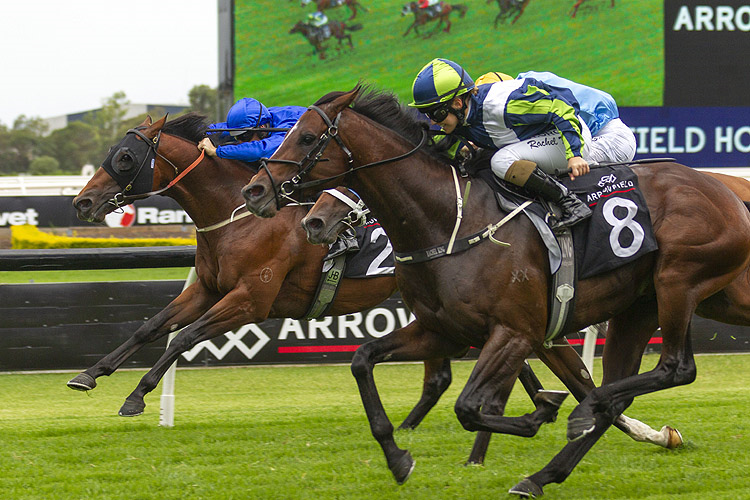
[242,86,361,218]
[401,3,415,15]
[289,21,307,35]
[301,187,367,244]
[73,115,169,223]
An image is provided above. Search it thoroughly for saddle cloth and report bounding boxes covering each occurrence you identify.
[324,217,395,278]
[471,164,658,280]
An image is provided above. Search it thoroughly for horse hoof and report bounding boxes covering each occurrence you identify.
[534,390,568,422]
[567,417,596,441]
[118,398,145,417]
[390,450,415,485]
[663,426,684,449]
[67,373,96,391]
[509,478,544,498]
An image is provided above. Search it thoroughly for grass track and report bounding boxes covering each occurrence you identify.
[2,354,749,499]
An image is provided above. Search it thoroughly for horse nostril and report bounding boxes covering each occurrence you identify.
[243,183,265,201]
[304,217,324,231]
[73,198,92,212]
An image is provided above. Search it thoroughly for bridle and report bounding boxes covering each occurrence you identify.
[104,126,205,209]
[320,187,370,229]
[257,104,428,210]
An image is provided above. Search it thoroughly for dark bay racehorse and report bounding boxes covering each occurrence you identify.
[301,0,367,20]
[488,0,530,27]
[67,113,396,417]
[289,20,362,60]
[242,86,750,494]
[401,2,468,37]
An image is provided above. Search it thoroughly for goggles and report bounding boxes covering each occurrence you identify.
[424,103,452,123]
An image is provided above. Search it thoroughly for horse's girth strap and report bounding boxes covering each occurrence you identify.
[304,253,347,319]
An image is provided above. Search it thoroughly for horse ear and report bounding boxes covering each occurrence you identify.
[330,84,362,114]
[138,115,153,127]
[152,115,169,131]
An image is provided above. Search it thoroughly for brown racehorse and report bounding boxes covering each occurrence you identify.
[301,0,367,20]
[242,87,750,494]
[572,0,614,17]
[401,2,468,37]
[289,20,362,60]
[487,0,530,27]
[66,113,396,417]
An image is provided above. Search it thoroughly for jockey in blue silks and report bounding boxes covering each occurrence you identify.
[198,97,306,164]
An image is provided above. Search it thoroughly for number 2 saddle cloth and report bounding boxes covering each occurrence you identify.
[324,216,395,279]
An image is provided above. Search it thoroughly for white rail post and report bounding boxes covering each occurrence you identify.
[159,267,198,427]
[581,322,606,380]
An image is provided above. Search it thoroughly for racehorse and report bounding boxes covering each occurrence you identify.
[487,0,530,27]
[66,113,397,417]
[289,20,362,60]
[572,0,614,17]
[401,2,468,37]
[301,0,367,20]
[241,86,750,494]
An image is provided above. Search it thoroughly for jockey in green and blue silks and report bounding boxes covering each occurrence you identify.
[476,70,636,165]
[409,57,592,230]
[200,98,306,164]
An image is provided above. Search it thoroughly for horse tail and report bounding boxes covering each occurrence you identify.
[346,23,363,31]
[355,0,369,12]
[452,4,469,17]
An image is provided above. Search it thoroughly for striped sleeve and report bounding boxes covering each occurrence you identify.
[504,79,585,159]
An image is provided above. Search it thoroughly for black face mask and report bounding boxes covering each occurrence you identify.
[100,128,160,195]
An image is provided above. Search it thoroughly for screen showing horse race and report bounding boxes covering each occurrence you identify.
[232,0,750,167]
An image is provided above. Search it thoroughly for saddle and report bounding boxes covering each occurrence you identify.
[462,149,658,340]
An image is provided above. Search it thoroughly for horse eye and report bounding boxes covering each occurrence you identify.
[300,134,316,146]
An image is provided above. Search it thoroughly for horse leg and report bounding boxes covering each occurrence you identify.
[117,289,274,416]
[512,4,525,23]
[403,22,415,37]
[509,301,661,497]
[398,358,452,430]
[351,321,466,484]
[466,360,545,466]
[537,334,682,448]
[571,0,583,17]
[67,282,218,391]
[454,325,567,437]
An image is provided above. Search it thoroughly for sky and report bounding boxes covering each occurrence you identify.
[0,0,219,128]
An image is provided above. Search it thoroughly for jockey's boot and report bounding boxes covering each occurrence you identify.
[504,160,592,231]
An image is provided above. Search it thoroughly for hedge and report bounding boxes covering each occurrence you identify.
[11,224,197,249]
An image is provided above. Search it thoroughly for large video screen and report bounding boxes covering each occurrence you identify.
[233,0,664,110]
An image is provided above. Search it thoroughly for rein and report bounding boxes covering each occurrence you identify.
[258,104,428,209]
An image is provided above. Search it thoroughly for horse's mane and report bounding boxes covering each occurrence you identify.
[163,112,210,143]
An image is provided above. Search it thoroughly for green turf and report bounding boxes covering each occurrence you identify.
[2,354,748,499]
[0,268,192,284]
[235,0,663,110]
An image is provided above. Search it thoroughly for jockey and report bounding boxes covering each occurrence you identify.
[307,10,329,28]
[475,70,636,166]
[418,0,440,6]
[409,58,592,230]
[198,97,306,164]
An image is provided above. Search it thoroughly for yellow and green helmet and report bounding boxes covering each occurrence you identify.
[409,58,475,108]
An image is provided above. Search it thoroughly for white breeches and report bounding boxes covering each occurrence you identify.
[490,121,593,178]
[588,118,637,165]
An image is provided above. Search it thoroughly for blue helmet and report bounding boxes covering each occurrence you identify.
[409,58,475,108]
[226,98,271,135]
